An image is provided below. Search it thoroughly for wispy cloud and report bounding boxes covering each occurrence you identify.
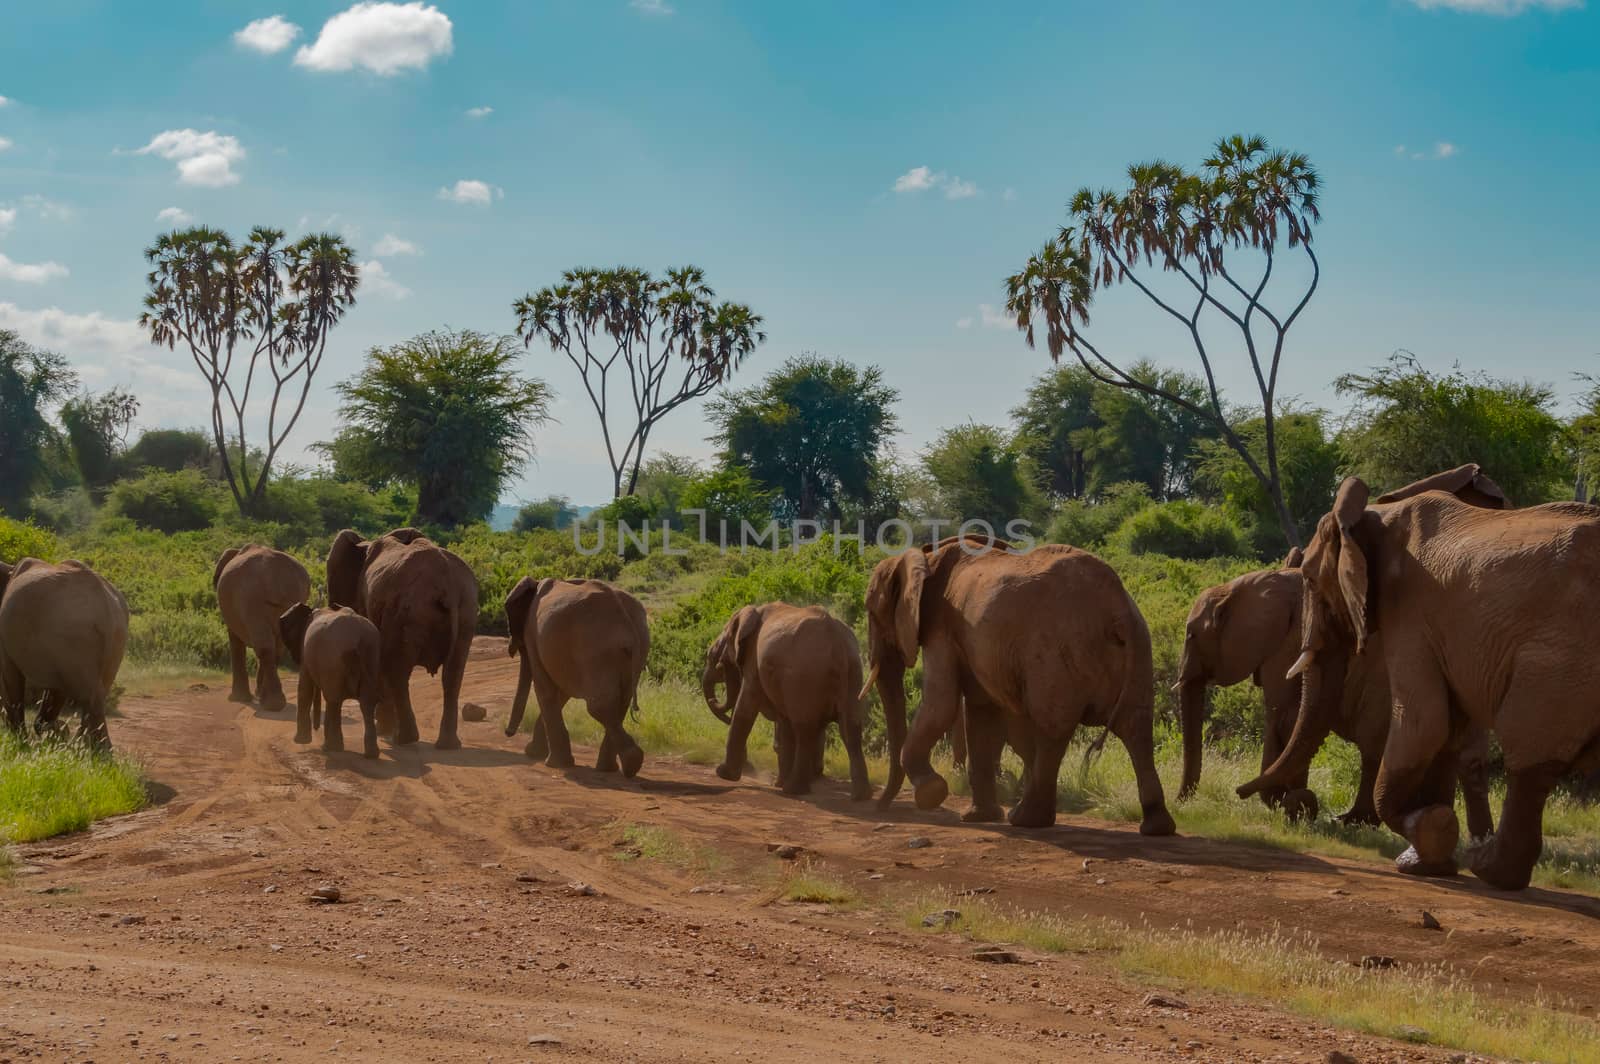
[0,137,12,153]
[294,1,453,75]
[234,15,302,54]
[1407,0,1581,13]
[373,233,421,256]
[1394,141,1459,161]
[0,96,10,108]
[156,206,193,226]
[23,195,71,221]
[956,303,1011,330]
[892,165,981,200]
[630,0,676,15]
[134,129,246,187]
[359,259,411,300]
[437,179,501,205]
[465,105,493,119]
[0,253,69,284]
[0,207,15,235]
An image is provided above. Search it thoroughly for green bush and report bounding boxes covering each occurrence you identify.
[0,516,57,564]
[25,488,97,535]
[246,476,414,543]
[127,609,234,670]
[1109,500,1248,561]
[0,730,148,843]
[106,469,226,533]
[447,526,625,634]
[1045,482,1151,548]
[512,495,578,533]
[121,428,215,474]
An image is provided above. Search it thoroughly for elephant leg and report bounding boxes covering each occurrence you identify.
[716,691,762,782]
[1009,729,1071,828]
[595,730,619,773]
[226,633,253,704]
[533,689,575,769]
[608,719,644,779]
[902,651,962,811]
[1336,750,1383,827]
[773,718,795,789]
[322,694,347,753]
[1113,706,1177,837]
[433,636,470,751]
[812,728,827,779]
[255,644,286,714]
[1256,719,1290,810]
[1469,761,1561,891]
[961,699,1008,823]
[1458,731,1496,842]
[1008,713,1037,804]
[841,711,873,803]
[357,693,381,760]
[293,677,318,745]
[382,657,420,747]
[1374,671,1457,877]
[783,722,817,796]
[949,700,969,769]
[77,693,111,753]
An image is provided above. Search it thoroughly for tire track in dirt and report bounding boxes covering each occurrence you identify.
[4,638,1598,1062]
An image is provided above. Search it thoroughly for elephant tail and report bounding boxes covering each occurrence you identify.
[1084,595,1152,773]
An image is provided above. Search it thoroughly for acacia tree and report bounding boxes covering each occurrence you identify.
[139,225,359,516]
[1005,135,1320,545]
[0,329,77,516]
[513,266,764,498]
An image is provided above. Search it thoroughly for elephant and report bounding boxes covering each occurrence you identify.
[503,577,648,777]
[863,535,1175,835]
[0,558,129,750]
[1239,472,1600,890]
[1177,466,1505,836]
[278,604,383,760]
[701,602,873,800]
[326,528,478,750]
[213,544,311,713]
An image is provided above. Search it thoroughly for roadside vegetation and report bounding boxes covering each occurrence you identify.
[0,729,147,851]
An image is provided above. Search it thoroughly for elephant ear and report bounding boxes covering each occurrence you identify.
[1281,546,1304,569]
[387,527,428,545]
[326,530,370,610]
[212,547,240,591]
[1375,464,1513,510]
[732,606,764,667]
[0,560,11,601]
[278,603,314,664]
[893,548,929,665]
[504,577,538,659]
[1331,477,1372,653]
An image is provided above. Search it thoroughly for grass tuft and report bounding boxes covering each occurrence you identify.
[608,821,727,874]
[780,864,861,907]
[0,729,148,845]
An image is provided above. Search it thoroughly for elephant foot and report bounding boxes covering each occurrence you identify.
[1139,803,1178,837]
[619,746,644,779]
[1395,845,1458,878]
[394,723,421,747]
[227,688,254,706]
[1467,835,1534,891]
[363,742,380,761]
[1007,799,1056,829]
[1335,806,1381,828]
[527,732,550,761]
[293,727,313,745]
[1402,804,1459,870]
[322,738,345,754]
[259,694,287,714]
[522,739,541,760]
[1281,788,1320,824]
[849,781,874,803]
[545,751,577,770]
[715,762,742,782]
[594,756,618,774]
[780,776,813,796]
[433,732,462,752]
[912,773,949,812]
[961,803,1007,824]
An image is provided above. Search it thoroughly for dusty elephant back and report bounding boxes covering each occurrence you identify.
[0,559,129,702]
[524,580,648,698]
[751,604,859,727]
[303,608,383,702]
[216,545,311,647]
[362,537,479,672]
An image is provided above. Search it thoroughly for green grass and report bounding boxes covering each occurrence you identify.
[779,864,861,907]
[0,729,148,847]
[903,891,1600,1063]
[608,821,727,874]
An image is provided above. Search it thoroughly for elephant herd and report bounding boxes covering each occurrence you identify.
[3,462,1599,895]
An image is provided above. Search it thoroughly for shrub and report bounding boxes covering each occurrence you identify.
[245,476,414,543]
[121,428,215,475]
[126,609,233,669]
[1045,481,1151,548]
[25,488,97,535]
[1109,500,1247,561]
[0,516,57,564]
[512,495,578,533]
[106,469,226,533]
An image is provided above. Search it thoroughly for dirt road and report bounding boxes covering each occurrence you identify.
[4,639,1598,1062]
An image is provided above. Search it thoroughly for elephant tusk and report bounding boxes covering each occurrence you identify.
[1169,680,1184,694]
[857,662,880,702]
[1286,649,1315,680]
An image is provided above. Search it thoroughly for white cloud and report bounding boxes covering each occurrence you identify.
[294,2,453,75]
[465,105,493,119]
[234,14,303,53]
[373,233,420,256]
[22,194,71,221]
[0,137,12,153]
[135,129,246,187]
[156,206,194,226]
[0,96,10,107]
[892,165,980,200]
[0,253,69,284]
[1407,0,1581,12]
[437,179,500,205]
[359,259,411,300]
[1396,141,1460,161]
[956,303,1011,330]
[631,0,676,14]
[0,207,15,234]
[1433,141,1458,158]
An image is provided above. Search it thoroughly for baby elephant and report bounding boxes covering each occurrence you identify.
[702,602,872,801]
[278,604,383,760]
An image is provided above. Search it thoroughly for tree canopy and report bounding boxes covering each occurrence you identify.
[0,330,77,517]
[921,423,1046,529]
[707,355,899,522]
[327,330,554,528]
[1196,409,1340,555]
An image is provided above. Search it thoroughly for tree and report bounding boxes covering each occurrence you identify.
[123,428,217,475]
[1335,354,1567,505]
[0,330,76,516]
[328,330,554,528]
[512,495,579,532]
[514,266,765,498]
[1010,364,1097,497]
[1196,409,1340,556]
[60,387,140,494]
[921,423,1046,529]
[707,355,899,521]
[139,225,359,516]
[1006,135,1322,545]
[1567,379,1600,502]
[679,467,778,532]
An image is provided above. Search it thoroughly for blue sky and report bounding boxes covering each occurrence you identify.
[2,0,1597,506]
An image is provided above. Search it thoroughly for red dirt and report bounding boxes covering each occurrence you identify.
[4,638,1598,1062]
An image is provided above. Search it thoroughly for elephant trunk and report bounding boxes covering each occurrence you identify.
[1176,679,1207,800]
[874,661,909,809]
[1237,644,1345,800]
[702,663,735,724]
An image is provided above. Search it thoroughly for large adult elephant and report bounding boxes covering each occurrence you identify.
[1177,465,1505,834]
[701,602,872,800]
[326,528,478,750]
[1239,476,1600,890]
[213,544,311,713]
[863,536,1175,835]
[0,558,129,750]
[503,578,648,777]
